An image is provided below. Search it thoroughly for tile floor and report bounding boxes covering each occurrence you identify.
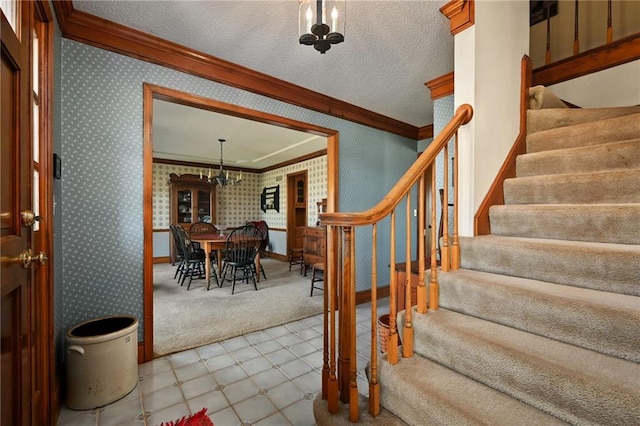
[57,299,389,426]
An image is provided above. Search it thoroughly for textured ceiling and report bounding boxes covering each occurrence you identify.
[72,0,455,165]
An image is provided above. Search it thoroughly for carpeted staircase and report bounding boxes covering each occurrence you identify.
[380,93,640,425]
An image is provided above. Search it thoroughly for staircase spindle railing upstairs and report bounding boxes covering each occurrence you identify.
[538,0,640,69]
[317,104,473,421]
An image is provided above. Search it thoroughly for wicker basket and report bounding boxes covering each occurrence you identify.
[378,314,401,353]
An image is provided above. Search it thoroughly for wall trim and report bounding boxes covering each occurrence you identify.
[425,72,455,100]
[355,286,391,306]
[417,125,434,140]
[153,149,328,174]
[266,252,288,263]
[51,1,420,140]
[440,0,474,36]
[142,83,340,362]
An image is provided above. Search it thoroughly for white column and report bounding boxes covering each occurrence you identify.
[454,0,529,236]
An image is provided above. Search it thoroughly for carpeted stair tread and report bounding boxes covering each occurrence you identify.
[526,112,640,153]
[459,235,640,296]
[517,138,640,177]
[437,269,640,362]
[377,353,566,426]
[344,95,640,425]
[528,85,569,110]
[527,105,640,135]
[488,203,640,244]
[503,168,640,204]
[409,309,640,425]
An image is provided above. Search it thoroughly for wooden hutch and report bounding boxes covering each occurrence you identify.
[169,173,216,262]
[302,198,327,271]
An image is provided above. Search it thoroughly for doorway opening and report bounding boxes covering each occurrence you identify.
[142,83,339,361]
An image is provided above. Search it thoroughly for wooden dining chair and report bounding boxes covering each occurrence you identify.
[174,225,210,290]
[220,225,263,294]
[189,222,216,234]
[169,224,186,280]
[247,220,269,279]
[189,221,218,266]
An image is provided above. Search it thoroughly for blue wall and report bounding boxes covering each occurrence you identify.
[58,39,417,344]
[434,95,455,237]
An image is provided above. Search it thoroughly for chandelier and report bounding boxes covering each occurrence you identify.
[298,0,345,54]
[201,139,242,188]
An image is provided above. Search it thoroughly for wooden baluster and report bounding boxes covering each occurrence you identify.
[607,0,613,43]
[327,225,339,413]
[369,224,380,416]
[347,227,358,422]
[451,133,460,270]
[573,0,580,55]
[545,5,552,65]
[403,193,414,358]
[338,227,351,405]
[387,211,399,363]
[322,226,329,400]
[429,165,439,310]
[417,174,427,314]
[441,144,450,272]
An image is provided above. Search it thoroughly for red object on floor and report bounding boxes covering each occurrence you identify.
[160,408,213,426]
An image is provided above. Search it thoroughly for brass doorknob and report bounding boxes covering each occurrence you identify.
[21,210,42,227]
[2,249,48,268]
[30,250,48,266]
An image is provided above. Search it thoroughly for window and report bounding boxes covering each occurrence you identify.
[0,0,18,34]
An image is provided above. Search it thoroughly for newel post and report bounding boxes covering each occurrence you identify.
[338,226,355,409]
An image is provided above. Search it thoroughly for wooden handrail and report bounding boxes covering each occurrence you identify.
[320,104,473,227]
[532,0,640,86]
[318,104,473,421]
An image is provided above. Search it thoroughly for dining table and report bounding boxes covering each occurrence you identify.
[190,232,262,290]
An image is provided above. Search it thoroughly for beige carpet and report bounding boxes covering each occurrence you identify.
[153,258,323,357]
[359,100,640,425]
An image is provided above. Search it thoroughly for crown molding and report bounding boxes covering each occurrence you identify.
[153,149,327,174]
[425,72,454,100]
[417,125,434,141]
[440,0,474,36]
[52,1,421,140]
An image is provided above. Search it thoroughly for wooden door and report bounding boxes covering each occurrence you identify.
[287,171,307,252]
[1,2,51,423]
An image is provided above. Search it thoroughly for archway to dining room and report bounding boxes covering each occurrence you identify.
[142,83,339,362]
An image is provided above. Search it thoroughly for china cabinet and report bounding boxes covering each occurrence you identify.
[169,173,216,262]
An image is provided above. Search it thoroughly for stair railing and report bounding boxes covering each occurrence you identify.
[540,0,635,65]
[533,0,640,87]
[317,104,473,422]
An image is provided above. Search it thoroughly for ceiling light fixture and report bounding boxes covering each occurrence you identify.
[201,139,242,188]
[299,0,345,54]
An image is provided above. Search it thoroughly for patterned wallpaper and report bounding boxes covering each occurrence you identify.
[260,155,328,228]
[58,39,415,345]
[433,95,455,236]
[153,155,327,231]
